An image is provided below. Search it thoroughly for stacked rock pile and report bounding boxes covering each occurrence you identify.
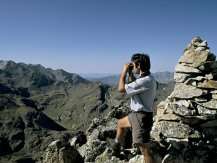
[151,37,217,162]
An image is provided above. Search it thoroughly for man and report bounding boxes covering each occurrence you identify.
[112,53,157,163]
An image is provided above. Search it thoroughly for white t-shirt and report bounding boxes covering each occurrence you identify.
[124,73,157,112]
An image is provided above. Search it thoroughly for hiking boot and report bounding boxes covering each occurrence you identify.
[111,142,121,157]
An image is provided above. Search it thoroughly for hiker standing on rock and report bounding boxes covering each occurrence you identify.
[112,53,157,163]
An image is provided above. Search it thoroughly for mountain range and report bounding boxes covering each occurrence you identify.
[0,59,173,162]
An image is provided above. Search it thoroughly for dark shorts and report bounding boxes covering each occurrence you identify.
[128,111,153,146]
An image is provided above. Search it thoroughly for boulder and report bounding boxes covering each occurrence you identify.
[196,99,217,110]
[197,80,217,89]
[179,50,215,68]
[175,63,201,74]
[170,83,204,99]
[151,121,201,140]
[174,72,191,83]
[43,139,83,163]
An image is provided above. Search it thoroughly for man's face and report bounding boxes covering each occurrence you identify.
[132,61,140,74]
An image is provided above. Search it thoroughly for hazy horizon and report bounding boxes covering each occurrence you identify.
[1,0,217,74]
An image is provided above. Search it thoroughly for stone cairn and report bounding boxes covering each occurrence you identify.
[151,37,217,163]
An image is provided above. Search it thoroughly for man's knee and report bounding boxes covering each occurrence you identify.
[117,116,131,128]
[117,119,125,128]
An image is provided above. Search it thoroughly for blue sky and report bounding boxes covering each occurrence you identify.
[0,0,217,74]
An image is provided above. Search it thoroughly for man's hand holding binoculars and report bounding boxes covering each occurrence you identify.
[122,62,134,75]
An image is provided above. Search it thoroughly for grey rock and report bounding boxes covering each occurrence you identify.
[157,113,181,122]
[78,139,107,162]
[196,105,217,115]
[151,121,201,140]
[175,100,191,107]
[212,94,217,99]
[210,90,217,94]
[197,99,217,110]
[198,40,208,47]
[194,97,208,102]
[169,102,196,116]
[69,131,86,147]
[129,155,143,163]
[197,79,217,89]
[175,63,201,73]
[95,148,125,163]
[195,46,206,52]
[174,72,191,83]
[179,49,215,68]
[205,73,214,80]
[184,76,206,86]
[43,139,83,163]
[170,83,204,99]
[191,36,203,45]
[86,118,102,134]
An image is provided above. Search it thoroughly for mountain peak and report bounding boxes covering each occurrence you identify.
[0,59,89,88]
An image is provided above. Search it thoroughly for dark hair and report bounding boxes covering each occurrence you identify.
[131,53,151,75]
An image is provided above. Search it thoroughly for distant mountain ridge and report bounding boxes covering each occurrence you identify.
[83,71,174,86]
[0,60,88,88]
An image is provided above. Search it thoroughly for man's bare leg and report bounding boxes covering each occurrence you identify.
[139,144,154,163]
[115,116,131,143]
[112,116,131,156]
